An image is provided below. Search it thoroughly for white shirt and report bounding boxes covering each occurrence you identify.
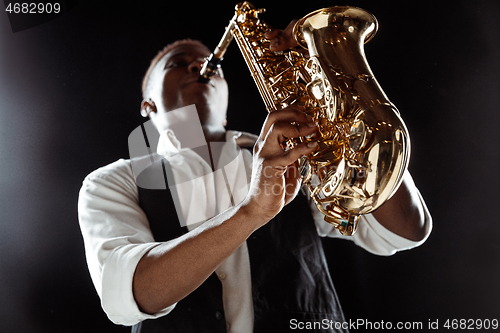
[78,129,432,329]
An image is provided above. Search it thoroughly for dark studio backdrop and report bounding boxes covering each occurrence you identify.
[0,0,498,332]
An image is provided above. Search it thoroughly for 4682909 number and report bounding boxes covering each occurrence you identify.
[5,3,61,14]
[444,319,499,330]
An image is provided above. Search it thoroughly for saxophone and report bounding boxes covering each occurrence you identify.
[199,2,410,235]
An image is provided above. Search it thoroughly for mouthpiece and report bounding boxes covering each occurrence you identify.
[198,53,223,83]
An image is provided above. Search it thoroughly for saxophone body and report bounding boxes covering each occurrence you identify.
[205,2,410,235]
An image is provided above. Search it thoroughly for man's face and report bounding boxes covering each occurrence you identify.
[148,43,229,130]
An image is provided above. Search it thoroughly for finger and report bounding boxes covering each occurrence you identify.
[282,19,299,47]
[264,28,282,40]
[267,19,299,52]
[262,106,314,136]
[281,141,318,166]
[264,29,283,51]
[265,141,317,175]
[268,34,287,52]
[270,121,318,144]
[283,162,302,204]
[283,162,301,186]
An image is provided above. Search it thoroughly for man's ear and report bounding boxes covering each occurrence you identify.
[140,99,157,117]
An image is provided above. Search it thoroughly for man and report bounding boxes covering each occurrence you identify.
[78,27,431,332]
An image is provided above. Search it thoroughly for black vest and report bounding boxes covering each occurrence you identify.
[131,157,347,333]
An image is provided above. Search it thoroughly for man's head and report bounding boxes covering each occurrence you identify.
[140,39,229,138]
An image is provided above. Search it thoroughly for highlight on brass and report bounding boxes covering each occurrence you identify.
[201,2,410,235]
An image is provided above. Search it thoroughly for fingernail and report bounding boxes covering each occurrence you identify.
[306,122,317,128]
[307,141,318,148]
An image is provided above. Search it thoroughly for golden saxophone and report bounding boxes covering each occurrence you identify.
[199,2,410,235]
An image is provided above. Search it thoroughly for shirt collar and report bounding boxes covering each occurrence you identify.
[157,129,244,157]
[157,129,182,156]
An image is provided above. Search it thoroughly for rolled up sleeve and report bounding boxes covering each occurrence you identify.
[78,159,175,325]
[314,189,432,256]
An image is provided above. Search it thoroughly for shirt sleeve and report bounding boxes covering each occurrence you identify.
[313,188,432,256]
[78,159,176,325]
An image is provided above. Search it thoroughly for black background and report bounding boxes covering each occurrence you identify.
[0,0,499,332]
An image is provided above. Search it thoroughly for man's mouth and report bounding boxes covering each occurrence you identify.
[184,77,215,88]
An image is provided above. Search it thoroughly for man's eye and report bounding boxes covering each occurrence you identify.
[166,61,187,68]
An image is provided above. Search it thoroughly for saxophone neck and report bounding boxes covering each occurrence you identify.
[198,14,237,83]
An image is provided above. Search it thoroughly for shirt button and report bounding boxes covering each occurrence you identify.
[215,311,223,320]
[218,273,226,280]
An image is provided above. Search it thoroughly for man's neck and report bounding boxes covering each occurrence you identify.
[203,127,226,143]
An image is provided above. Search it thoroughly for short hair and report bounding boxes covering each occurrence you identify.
[141,39,211,98]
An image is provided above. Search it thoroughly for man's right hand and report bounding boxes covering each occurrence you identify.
[242,105,318,225]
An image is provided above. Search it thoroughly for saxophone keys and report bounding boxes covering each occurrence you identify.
[306,78,325,100]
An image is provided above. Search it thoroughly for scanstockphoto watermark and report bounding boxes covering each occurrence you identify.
[290,318,425,330]
[290,318,500,330]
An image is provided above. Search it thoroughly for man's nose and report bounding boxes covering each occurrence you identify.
[188,59,204,73]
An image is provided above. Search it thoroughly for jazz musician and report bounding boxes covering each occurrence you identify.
[78,21,432,333]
